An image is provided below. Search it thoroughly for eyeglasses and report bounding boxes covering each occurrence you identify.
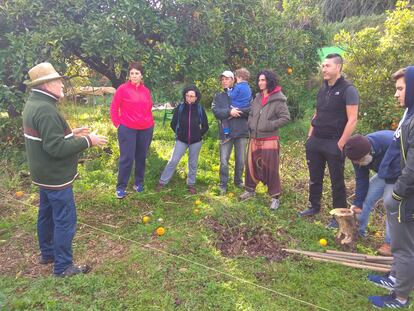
[186,95,197,98]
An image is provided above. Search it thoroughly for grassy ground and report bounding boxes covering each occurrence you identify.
[0,103,389,310]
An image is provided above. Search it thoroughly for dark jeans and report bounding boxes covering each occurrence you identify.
[219,137,248,188]
[305,136,346,210]
[117,125,154,190]
[38,187,76,274]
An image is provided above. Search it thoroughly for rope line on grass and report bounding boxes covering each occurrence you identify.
[1,191,331,311]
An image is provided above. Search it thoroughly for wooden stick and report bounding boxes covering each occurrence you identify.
[289,251,392,268]
[326,250,367,259]
[284,248,393,266]
[326,250,393,263]
[319,252,367,261]
[366,255,393,263]
[310,257,390,272]
[283,249,367,262]
[308,255,391,269]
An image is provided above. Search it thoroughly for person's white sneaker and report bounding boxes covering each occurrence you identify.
[270,198,280,210]
[239,191,255,201]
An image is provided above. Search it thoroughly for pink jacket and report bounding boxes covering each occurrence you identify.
[110,81,154,130]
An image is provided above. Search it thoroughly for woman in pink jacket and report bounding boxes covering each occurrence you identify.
[110,62,154,199]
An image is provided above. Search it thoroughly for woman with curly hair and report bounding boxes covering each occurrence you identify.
[239,70,290,210]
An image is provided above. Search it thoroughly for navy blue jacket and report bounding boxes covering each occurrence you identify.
[170,103,209,145]
[353,130,394,207]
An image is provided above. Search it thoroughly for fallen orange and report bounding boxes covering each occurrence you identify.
[15,191,24,198]
[156,227,165,236]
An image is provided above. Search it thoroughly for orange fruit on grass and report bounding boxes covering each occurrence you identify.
[319,238,328,247]
[15,191,24,198]
[156,227,165,236]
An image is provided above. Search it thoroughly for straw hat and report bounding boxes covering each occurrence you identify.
[24,62,65,87]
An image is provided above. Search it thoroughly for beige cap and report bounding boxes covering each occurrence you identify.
[24,62,65,87]
[220,70,234,79]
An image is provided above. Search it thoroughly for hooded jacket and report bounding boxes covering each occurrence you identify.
[393,66,414,200]
[170,86,209,145]
[247,89,290,139]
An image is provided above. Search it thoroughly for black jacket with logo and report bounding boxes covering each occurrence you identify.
[312,76,354,139]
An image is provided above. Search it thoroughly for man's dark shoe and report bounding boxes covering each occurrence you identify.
[326,217,339,229]
[39,256,54,265]
[55,264,92,278]
[298,207,320,217]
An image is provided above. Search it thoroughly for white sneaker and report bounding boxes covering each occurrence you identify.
[239,191,255,201]
[270,198,280,210]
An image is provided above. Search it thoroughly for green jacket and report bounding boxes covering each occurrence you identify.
[22,90,91,189]
[247,91,290,139]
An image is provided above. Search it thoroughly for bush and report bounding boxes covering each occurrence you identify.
[0,116,25,159]
[335,0,414,132]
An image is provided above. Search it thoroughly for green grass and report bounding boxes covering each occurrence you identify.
[0,103,387,310]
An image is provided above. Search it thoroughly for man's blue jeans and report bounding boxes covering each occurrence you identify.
[38,187,76,274]
[358,174,391,244]
[219,137,248,188]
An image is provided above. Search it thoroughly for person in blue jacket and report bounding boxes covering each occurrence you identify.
[344,131,396,256]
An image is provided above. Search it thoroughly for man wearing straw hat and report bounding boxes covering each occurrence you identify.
[23,62,107,277]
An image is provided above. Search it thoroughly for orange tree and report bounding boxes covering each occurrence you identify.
[1,0,324,115]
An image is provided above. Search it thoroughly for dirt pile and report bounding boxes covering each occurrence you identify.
[206,219,287,262]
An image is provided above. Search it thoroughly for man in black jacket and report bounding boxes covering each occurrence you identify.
[299,54,359,229]
[212,71,250,194]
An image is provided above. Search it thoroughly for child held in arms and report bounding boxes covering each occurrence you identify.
[221,68,252,144]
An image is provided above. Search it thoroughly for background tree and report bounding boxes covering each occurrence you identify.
[335,0,414,131]
[0,0,324,115]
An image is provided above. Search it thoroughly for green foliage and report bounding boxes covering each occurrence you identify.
[335,0,414,132]
[0,85,24,116]
[0,0,325,117]
[318,0,394,22]
[323,14,387,42]
[0,117,25,154]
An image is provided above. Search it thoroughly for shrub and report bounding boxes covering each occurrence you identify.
[335,0,414,132]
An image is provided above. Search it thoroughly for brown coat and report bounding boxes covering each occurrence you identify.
[247,91,290,139]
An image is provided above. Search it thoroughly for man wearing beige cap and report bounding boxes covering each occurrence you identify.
[23,62,107,277]
[212,70,250,194]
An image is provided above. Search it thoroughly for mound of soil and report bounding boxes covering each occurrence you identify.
[206,219,287,262]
